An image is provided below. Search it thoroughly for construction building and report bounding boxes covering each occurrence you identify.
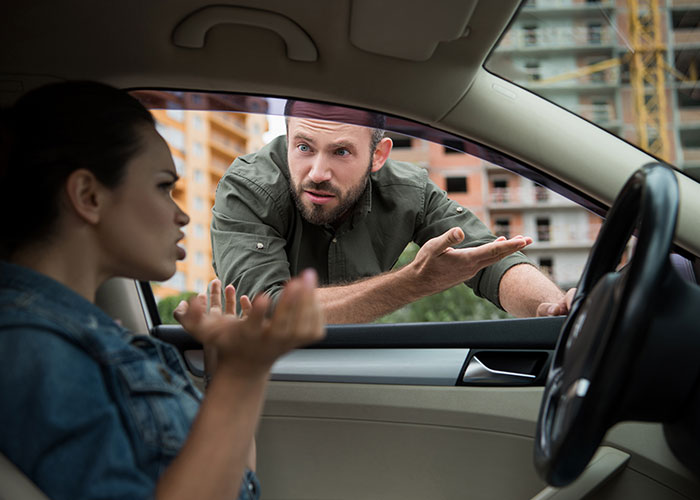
[137,92,268,300]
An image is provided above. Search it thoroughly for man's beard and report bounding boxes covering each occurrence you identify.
[290,169,370,226]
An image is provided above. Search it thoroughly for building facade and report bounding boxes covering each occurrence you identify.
[145,93,268,300]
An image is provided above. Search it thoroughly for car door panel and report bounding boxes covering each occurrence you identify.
[151,316,699,498]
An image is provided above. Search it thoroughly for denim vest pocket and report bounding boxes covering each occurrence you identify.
[117,359,199,457]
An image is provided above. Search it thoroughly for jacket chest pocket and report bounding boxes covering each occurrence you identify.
[117,360,200,456]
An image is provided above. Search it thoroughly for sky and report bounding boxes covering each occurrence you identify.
[264,115,286,143]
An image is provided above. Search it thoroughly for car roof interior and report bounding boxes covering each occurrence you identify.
[4,0,700,258]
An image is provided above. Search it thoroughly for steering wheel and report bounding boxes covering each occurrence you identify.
[534,163,680,486]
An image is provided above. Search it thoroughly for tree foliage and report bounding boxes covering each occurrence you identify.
[157,291,197,325]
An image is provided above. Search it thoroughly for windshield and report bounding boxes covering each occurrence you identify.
[486,0,700,181]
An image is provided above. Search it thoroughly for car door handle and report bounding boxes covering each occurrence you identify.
[462,355,537,385]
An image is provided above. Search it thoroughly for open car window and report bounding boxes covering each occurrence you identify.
[131,91,605,325]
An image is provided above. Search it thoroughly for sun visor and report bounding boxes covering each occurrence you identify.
[349,0,477,61]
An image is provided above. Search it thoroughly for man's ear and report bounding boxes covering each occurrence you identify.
[64,169,107,225]
[371,137,393,173]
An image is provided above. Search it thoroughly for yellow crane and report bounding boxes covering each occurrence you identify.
[537,0,690,163]
[629,0,669,161]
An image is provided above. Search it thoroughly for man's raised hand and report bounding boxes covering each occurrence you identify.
[407,227,532,296]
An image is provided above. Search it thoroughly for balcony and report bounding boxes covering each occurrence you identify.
[672,0,700,8]
[487,186,578,209]
[492,223,597,249]
[683,147,700,163]
[497,25,615,52]
[679,107,700,127]
[522,0,615,13]
[209,112,249,140]
[674,29,700,47]
[210,133,245,159]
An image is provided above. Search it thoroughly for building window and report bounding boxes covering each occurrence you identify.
[446,176,468,193]
[494,218,511,238]
[194,224,205,238]
[173,156,185,177]
[443,139,464,154]
[166,108,184,122]
[192,141,204,157]
[156,123,185,152]
[534,183,549,202]
[193,115,204,130]
[539,257,553,278]
[193,169,204,184]
[162,271,186,292]
[536,217,551,242]
[391,136,412,149]
[492,179,509,203]
[193,196,204,211]
[587,22,602,45]
[523,25,538,46]
[592,100,610,122]
[195,251,205,266]
[195,279,206,293]
[525,61,541,81]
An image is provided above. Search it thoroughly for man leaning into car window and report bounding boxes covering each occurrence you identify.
[211,101,573,324]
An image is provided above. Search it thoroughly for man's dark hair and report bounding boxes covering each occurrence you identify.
[283,99,386,153]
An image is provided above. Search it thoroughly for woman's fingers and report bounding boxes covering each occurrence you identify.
[240,295,252,318]
[173,295,205,336]
[224,284,236,316]
[208,279,222,315]
[269,278,301,339]
[295,270,324,342]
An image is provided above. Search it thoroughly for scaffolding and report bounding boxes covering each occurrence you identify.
[536,0,687,163]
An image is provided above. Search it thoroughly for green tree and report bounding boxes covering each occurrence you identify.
[375,243,511,323]
[157,291,197,324]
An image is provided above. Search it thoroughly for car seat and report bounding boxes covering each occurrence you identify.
[0,452,49,500]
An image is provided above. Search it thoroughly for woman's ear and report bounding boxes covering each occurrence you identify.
[64,169,106,225]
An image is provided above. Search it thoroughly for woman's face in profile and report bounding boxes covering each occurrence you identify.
[96,125,190,282]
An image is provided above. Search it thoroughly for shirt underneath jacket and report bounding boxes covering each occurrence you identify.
[0,261,259,500]
[211,135,532,310]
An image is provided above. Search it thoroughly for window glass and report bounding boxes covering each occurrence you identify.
[144,104,602,323]
[485,0,700,182]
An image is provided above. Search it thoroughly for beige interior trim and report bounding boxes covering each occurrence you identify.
[349,0,477,61]
[95,278,151,335]
[0,453,48,500]
[531,447,630,500]
[259,381,700,499]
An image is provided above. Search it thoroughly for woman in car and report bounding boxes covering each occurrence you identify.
[0,81,324,500]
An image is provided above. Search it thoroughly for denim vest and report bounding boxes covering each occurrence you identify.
[0,261,259,499]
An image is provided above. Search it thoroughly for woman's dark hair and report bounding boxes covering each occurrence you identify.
[0,81,155,258]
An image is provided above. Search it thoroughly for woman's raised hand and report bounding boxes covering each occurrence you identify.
[174,270,325,378]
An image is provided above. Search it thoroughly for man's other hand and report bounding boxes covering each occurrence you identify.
[537,288,576,317]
